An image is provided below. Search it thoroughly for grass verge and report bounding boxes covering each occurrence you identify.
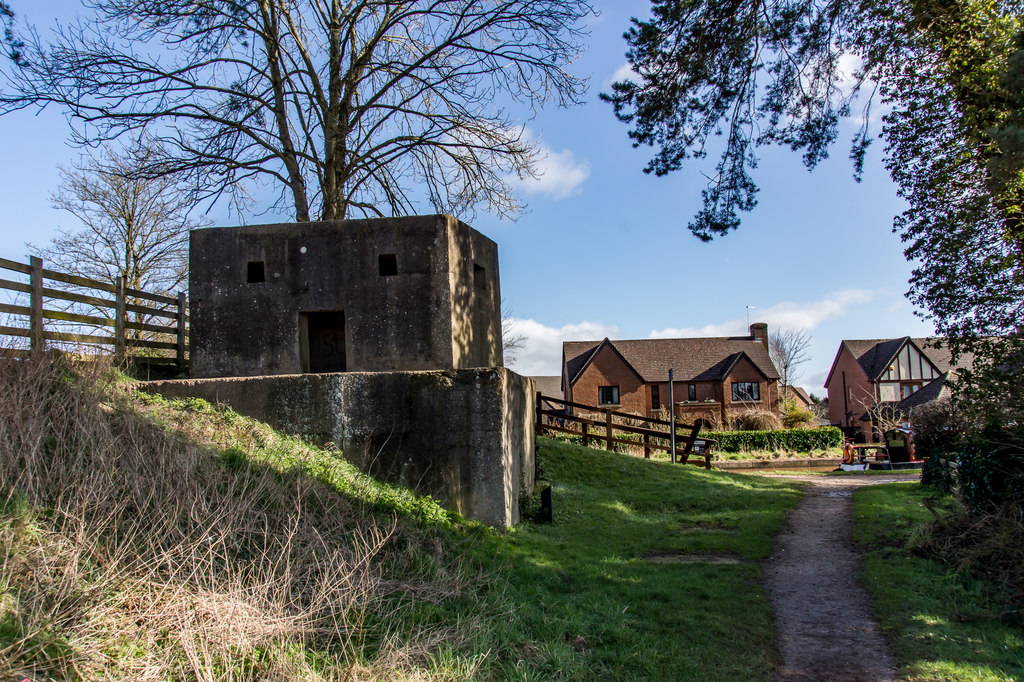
[1,356,804,680]
[854,483,1024,681]
[475,436,804,680]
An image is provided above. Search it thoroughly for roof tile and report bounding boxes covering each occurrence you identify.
[564,336,780,384]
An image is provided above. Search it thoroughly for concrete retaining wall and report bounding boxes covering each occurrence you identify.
[139,368,535,529]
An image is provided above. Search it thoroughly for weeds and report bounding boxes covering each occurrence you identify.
[0,354,470,680]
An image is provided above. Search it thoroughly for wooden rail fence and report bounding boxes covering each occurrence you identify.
[536,394,715,468]
[0,255,187,372]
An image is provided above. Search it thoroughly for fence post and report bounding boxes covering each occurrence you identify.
[669,368,676,463]
[643,432,650,459]
[29,256,43,357]
[536,391,543,433]
[582,422,589,448]
[605,409,613,451]
[176,292,187,373]
[681,423,701,462]
[114,276,126,364]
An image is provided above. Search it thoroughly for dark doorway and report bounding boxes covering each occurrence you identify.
[301,311,347,373]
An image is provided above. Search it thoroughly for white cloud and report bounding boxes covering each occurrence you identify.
[648,289,883,339]
[504,318,619,377]
[511,132,590,200]
[605,62,640,88]
[836,52,864,89]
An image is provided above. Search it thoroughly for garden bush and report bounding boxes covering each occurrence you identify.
[780,399,816,429]
[728,409,783,431]
[705,426,842,453]
[956,427,1024,515]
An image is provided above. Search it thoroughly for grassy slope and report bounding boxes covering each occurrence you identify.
[854,483,1024,681]
[1,369,804,680]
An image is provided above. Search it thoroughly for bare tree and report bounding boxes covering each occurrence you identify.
[501,298,526,368]
[862,395,908,443]
[769,328,812,401]
[1,1,593,222]
[30,142,206,334]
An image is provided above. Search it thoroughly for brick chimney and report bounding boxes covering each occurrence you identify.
[749,322,768,351]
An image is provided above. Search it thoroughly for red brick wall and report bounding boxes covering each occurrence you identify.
[654,381,723,422]
[570,345,646,416]
[720,357,778,422]
[825,346,874,437]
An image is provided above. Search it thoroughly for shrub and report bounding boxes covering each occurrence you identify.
[956,427,1024,515]
[780,399,816,429]
[914,397,969,491]
[705,426,842,453]
[729,409,782,432]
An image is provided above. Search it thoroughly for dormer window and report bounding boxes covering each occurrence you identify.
[732,381,760,401]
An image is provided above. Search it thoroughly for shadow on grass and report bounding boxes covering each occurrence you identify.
[854,483,1024,681]
[461,437,805,681]
[66,392,807,682]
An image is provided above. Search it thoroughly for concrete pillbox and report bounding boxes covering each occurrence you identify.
[141,368,536,530]
[189,214,502,378]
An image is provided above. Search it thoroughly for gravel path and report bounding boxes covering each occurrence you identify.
[763,474,915,681]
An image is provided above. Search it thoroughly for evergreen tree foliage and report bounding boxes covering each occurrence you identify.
[604,0,1024,421]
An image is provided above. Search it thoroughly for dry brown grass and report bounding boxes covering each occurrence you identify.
[0,353,477,680]
[918,502,1024,621]
[727,409,783,432]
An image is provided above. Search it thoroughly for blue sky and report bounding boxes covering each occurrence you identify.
[0,1,933,396]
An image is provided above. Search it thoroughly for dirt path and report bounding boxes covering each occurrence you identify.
[763,474,916,681]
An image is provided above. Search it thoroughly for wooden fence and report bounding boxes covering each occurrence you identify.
[0,256,187,372]
[536,394,715,468]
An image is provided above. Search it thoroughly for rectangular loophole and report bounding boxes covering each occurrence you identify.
[473,263,486,290]
[247,261,265,283]
[379,254,398,276]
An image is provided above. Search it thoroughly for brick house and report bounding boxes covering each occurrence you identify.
[560,323,781,428]
[824,336,965,441]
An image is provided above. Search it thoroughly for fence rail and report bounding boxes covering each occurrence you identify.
[536,394,715,468]
[0,255,187,372]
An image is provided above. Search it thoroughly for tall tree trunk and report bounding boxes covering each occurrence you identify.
[260,0,311,222]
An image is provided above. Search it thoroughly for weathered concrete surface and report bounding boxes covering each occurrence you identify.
[189,215,502,378]
[140,368,535,529]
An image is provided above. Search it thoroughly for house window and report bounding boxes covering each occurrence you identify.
[901,383,922,399]
[246,261,265,283]
[651,384,660,410]
[688,383,696,401]
[732,381,760,401]
[598,385,620,405]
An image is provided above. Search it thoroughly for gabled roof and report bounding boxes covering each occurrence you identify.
[825,336,968,388]
[858,372,953,422]
[787,385,813,407]
[563,336,780,385]
[896,373,952,412]
[530,376,563,401]
[565,338,646,386]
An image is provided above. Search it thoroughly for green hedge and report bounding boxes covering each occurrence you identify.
[704,426,842,453]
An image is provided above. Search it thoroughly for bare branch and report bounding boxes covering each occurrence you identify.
[1,0,594,222]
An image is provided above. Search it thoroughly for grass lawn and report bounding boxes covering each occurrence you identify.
[462,437,805,680]
[854,483,1024,681]
[2,364,806,681]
